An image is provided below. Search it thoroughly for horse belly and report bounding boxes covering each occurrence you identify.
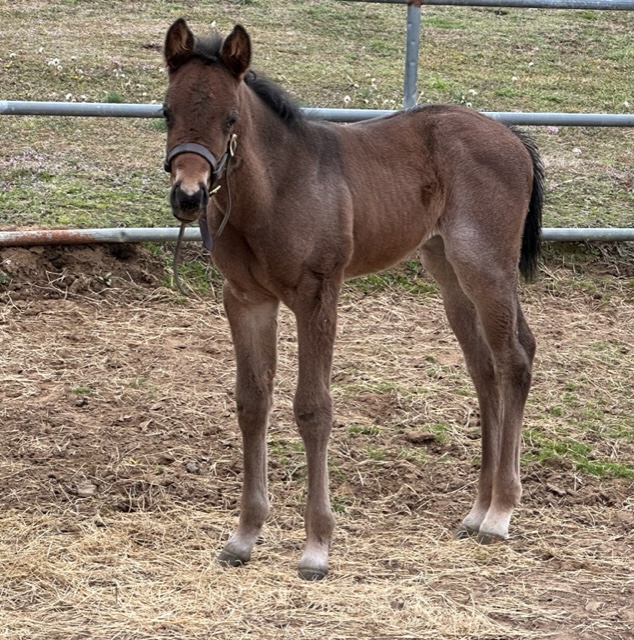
[345,198,436,279]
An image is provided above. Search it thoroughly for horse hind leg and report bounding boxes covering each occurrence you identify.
[421,234,535,542]
[421,236,502,537]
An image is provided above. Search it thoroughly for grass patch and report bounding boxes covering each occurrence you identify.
[352,261,438,296]
[0,2,630,232]
[522,428,633,479]
[71,385,93,395]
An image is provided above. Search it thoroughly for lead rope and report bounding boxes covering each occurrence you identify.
[172,134,237,297]
[173,221,192,297]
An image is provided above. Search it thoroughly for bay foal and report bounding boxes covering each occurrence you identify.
[162,19,544,580]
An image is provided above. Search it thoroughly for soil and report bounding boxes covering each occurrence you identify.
[0,243,631,640]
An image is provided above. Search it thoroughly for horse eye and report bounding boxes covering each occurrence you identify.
[225,113,238,132]
[163,106,172,125]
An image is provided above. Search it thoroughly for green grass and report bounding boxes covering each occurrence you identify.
[348,424,381,437]
[0,1,631,230]
[71,385,93,395]
[353,261,439,296]
[522,428,633,479]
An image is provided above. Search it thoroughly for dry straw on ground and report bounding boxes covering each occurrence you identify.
[0,245,631,640]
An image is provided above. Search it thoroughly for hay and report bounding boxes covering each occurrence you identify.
[0,246,631,639]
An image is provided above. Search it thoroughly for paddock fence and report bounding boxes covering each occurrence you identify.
[1,0,632,246]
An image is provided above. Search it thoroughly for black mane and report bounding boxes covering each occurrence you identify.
[193,34,304,127]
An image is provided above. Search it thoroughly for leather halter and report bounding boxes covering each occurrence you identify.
[167,134,238,296]
[164,134,238,188]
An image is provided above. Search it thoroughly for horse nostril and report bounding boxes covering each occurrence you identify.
[171,183,207,213]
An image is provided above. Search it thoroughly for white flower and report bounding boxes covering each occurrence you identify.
[511,76,518,82]
[572,147,582,154]
[343,95,351,105]
[468,89,478,96]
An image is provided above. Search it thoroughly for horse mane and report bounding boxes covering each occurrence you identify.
[193,34,304,127]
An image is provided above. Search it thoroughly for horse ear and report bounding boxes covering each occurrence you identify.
[164,18,195,71]
[220,24,251,80]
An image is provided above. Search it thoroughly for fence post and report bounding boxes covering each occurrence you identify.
[403,1,422,108]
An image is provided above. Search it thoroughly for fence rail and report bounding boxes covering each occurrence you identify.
[0,227,632,248]
[2,101,633,127]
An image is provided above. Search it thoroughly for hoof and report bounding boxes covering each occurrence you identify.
[476,531,505,545]
[298,567,327,581]
[218,549,247,568]
[455,525,478,540]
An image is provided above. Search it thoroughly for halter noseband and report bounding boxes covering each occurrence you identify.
[164,134,238,188]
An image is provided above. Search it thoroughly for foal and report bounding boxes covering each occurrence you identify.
[162,18,544,580]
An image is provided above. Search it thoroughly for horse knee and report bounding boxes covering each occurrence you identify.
[293,394,333,439]
[512,352,533,393]
[519,323,536,364]
[236,391,272,431]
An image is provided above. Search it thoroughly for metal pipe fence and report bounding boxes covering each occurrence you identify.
[1,0,632,246]
[345,0,633,8]
[343,0,634,106]
[0,227,632,247]
[2,101,633,127]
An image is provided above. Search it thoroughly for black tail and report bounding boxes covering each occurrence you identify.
[511,128,544,282]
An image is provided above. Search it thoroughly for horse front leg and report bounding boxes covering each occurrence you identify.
[292,275,341,581]
[218,283,279,568]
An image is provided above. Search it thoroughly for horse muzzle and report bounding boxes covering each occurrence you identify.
[170,181,209,222]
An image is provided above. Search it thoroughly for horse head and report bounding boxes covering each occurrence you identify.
[163,18,249,223]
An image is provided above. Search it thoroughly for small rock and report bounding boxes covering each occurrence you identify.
[75,482,97,498]
[584,600,602,613]
[404,431,437,445]
[546,482,567,497]
[185,461,201,474]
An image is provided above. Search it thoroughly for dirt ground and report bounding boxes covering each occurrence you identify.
[0,243,631,640]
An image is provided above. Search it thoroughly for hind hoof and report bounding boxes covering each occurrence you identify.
[298,567,327,581]
[476,531,505,545]
[456,525,479,540]
[218,549,247,568]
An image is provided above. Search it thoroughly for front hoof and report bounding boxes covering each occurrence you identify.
[298,567,327,581]
[456,525,479,540]
[476,531,506,545]
[218,549,247,568]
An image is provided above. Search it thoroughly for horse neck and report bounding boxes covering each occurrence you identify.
[226,84,310,218]
[238,83,305,160]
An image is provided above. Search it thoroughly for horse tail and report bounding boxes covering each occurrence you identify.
[511,128,544,282]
